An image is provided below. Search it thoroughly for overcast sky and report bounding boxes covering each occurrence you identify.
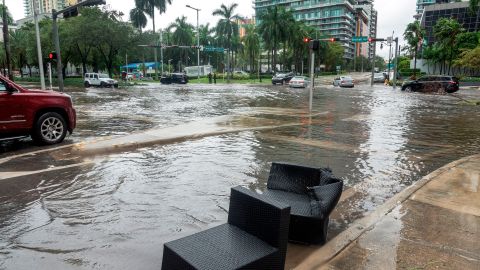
[5,0,417,58]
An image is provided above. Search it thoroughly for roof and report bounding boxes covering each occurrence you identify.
[120,62,161,69]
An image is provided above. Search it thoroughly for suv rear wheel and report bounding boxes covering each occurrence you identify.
[84,81,90,88]
[32,112,67,145]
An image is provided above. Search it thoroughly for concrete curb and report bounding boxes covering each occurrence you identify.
[294,154,478,270]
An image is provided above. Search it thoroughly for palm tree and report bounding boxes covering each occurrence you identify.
[135,0,172,79]
[213,3,240,80]
[168,16,194,70]
[433,18,464,75]
[404,21,425,78]
[258,6,284,73]
[242,25,260,75]
[130,7,148,32]
[199,23,215,64]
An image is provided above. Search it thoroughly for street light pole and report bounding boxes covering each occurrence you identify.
[52,11,64,92]
[186,5,200,80]
[160,28,164,76]
[33,0,46,89]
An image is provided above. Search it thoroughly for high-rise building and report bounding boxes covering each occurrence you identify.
[421,1,480,45]
[23,0,67,17]
[415,0,454,19]
[254,0,378,60]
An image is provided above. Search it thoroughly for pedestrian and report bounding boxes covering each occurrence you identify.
[213,73,217,84]
[208,72,212,84]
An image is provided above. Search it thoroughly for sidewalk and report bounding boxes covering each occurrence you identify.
[289,154,480,270]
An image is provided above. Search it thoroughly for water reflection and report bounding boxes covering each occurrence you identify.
[1,84,479,268]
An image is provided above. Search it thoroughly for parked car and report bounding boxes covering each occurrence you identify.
[401,75,459,93]
[333,76,355,88]
[160,73,188,84]
[84,73,118,88]
[0,74,76,145]
[272,72,294,85]
[373,73,386,83]
[289,76,310,88]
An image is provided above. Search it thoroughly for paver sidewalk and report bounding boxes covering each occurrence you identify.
[292,154,480,270]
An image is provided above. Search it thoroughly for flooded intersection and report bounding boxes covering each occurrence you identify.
[1,83,479,269]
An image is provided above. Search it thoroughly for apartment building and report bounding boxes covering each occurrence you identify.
[254,0,378,60]
[23,0,67,17]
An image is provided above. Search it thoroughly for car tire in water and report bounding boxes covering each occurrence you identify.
[100,82,107,88]
[32,112,67,145]
[404,86,412,92]
[84,81,90,88]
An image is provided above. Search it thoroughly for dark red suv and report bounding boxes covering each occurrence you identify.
[0,74,76,145]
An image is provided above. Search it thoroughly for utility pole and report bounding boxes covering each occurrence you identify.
[160,28,164,76]
[309,49,315,111]
[33,0,46,89]
[392,38,399,90]
[186,5,200,80]
[52,11,64,92]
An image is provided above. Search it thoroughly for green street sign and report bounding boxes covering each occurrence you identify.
[352,36,368,43]
[203,46,225,53]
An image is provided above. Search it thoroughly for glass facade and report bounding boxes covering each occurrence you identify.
[255,0,377,60]
[422,2,480,44]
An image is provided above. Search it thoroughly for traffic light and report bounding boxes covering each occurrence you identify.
[303,37,312,43]
[368,37,374,43]
[309,40,320,51]
[368,37,386,43]
[329,37,340,42]
[48,52,57,61]
[63,8,78,18]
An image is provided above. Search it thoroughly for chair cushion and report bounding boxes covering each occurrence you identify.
[163,224,278,269]
[262,189,312,217]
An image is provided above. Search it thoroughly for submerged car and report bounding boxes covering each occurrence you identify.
[160,73,188,84]
[289,76,310,88]
[0,74,76,145]
[401,75,459,93]
[272,72,294,85]
[333,76,355,88]
[373,73,386,83]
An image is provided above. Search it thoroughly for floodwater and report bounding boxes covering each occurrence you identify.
[1,82,479,269]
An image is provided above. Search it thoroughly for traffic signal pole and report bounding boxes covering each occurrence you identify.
[52,12,64,92]
[51,0,105,92]
[33,0,46,90]
[392,38,399,90]
[309,49,315,112]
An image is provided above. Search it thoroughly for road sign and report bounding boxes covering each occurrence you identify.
[352,36,368,43]
[203,46,225,53]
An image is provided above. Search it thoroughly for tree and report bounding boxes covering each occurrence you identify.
[130,7,148,31]
[404,21,425,78]
[454,45,480,71]
[258,6,282,72]
[242,25,259,74]
[213,3,240,79]
[1,2,13,79]
[167,16,194,69]
[433,18,464,74]
[135,0,173,78]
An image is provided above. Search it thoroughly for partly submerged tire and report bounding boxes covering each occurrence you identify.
[84,81,90,88]
[32,112,67,145]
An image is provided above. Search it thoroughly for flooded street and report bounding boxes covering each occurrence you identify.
[1,83,479,269]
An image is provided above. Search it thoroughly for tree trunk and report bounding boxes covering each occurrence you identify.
[413,49,417,78]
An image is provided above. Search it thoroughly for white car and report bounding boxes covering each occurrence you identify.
[289,76,310,88]
[333,76,354,88]
[84,73,119,88]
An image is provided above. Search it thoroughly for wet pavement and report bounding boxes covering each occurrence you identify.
[312,154,479,270]
[1,82,479,269]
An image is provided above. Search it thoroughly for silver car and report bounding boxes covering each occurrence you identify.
[333,76,354,88]
[373,73,386,83]
[289,76,310,88]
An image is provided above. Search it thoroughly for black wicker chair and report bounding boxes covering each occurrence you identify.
[162,186,291,270]
[262,162,343,245]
